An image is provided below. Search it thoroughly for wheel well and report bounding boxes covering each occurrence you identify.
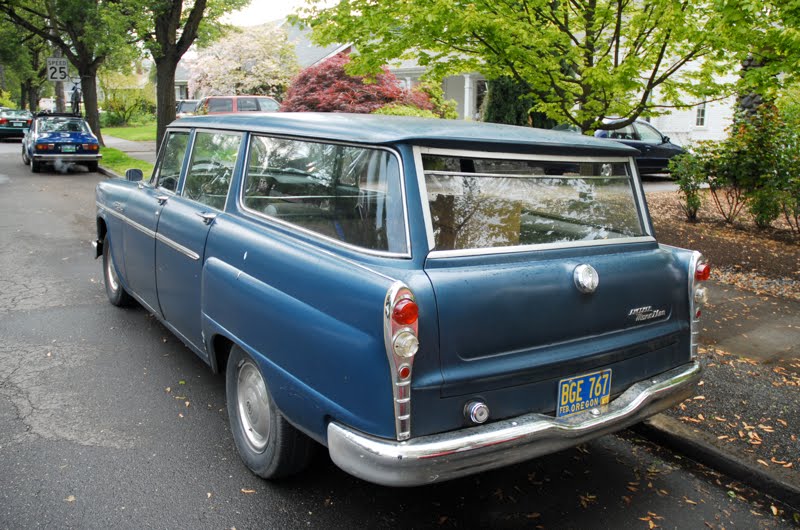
[211,335,234,374]
[96,216,107,242]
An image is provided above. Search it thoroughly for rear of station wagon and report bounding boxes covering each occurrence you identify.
[94,113,708,487]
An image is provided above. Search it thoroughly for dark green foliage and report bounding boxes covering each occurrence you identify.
[481,77,556,128]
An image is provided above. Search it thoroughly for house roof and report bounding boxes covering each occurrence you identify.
[170,112,638,155]
[282,22,350,67]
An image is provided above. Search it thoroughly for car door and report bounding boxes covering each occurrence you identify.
[154,130,243,353]
[632,122,675,173]
[122,130,190,315]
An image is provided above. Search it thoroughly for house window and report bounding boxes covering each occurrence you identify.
[696,103,707,127]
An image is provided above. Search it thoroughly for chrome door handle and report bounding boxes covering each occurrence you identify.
[156,195,170,205]
[195,211,218,225]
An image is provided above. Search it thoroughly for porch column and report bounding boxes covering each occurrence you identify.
[463,74,473,120]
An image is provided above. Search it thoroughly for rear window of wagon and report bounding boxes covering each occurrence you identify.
[420,151,646,252]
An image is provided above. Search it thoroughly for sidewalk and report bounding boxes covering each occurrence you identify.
[100,134,800,509]
[102,135,158,165]
[641,280,800,510]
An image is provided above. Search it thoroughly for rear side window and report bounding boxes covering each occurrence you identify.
[243,136,408,254]
[421,152,646,252]
[257,98,279,111]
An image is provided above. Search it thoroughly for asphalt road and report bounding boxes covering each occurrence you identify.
[0,141,795,529]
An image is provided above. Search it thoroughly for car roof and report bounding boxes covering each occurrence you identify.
[172,113,638,156]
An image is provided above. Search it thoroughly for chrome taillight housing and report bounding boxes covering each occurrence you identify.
[384,282,419,441]
[689,252,710,359]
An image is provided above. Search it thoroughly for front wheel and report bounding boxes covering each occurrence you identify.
[102,237,134,307]
[226,346,315,479]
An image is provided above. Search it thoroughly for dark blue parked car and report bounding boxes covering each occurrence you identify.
[22,112,101,173]
[94,113,708,486]
[594,120,685,175]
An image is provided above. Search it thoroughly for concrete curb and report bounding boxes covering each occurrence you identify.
[634,414,800,510]
[98,166,121,179]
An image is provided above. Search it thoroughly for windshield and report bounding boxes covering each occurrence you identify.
[421,152,646,252]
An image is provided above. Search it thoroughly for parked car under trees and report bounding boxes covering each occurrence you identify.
[94,113,708,486]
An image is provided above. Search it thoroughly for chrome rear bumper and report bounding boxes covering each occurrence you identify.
[327,362,700,487]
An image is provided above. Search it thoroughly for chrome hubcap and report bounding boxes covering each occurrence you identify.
[237,360,270,453]
[106,253,119,292]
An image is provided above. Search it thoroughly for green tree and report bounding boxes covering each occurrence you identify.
[0,0,137,144]
[128,0,249,147]
[297,0,736,132]
[0,19,50,109]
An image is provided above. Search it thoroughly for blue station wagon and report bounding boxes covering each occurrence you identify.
[94,113,708,487]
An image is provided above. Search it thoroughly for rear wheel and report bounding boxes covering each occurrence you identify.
[226,345,315,479]
[102,237,134,307]
[21,146,29,165]
[86,161,99,172]
[30,159,40,173]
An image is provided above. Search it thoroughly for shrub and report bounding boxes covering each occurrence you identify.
[281,54,449,116]
[372,104,439,118]
[668,148,708,222]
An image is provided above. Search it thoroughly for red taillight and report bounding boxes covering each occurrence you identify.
[0,118,6,125]
[392,298,418,325]
[695,262,711,281]
[398,365,411,379]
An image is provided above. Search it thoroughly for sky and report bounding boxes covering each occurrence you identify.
[222,0,318,27]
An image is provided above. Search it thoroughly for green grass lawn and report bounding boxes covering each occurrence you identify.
[100,147,154,177]
[102,124,157,142]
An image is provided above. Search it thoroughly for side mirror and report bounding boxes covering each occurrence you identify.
[125,168,144,182]
[662,136,670,144]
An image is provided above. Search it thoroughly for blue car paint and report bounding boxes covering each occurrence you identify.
[96,113,699,456]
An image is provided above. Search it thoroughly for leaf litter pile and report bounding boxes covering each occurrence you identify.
[646,189,800,485]
[646,190,800,300]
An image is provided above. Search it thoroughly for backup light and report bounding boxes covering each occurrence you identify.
[393,330,419,358]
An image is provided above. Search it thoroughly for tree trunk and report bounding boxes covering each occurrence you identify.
[155,57,179,148]
[79,72,104,146]
[26,83,39,111]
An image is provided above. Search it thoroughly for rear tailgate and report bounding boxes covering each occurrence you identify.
[425,244,690,400]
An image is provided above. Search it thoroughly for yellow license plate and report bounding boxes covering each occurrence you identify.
[556,369,612,417]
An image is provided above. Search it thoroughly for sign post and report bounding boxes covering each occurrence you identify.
[46,57,69,82]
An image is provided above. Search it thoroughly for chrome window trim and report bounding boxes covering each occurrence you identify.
[238,133,412,259]
[413,146,651,257]
[97,202,200,261]
[427,236,657,259]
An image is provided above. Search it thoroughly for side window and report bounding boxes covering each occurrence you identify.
[607,124,638,140]
[237,98,258,111]
[208,98,233,113]
[182,131,242,210]
[243,135,408,254]
[152,131,189,192]
[635,122,664,144]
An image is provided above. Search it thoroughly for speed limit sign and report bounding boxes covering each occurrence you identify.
[46,57,69,82]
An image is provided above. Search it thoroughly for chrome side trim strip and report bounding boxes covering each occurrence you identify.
[96,202,200,261]
[97,202,155,238]
[155,233,200,261]
[327,362,701,487]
